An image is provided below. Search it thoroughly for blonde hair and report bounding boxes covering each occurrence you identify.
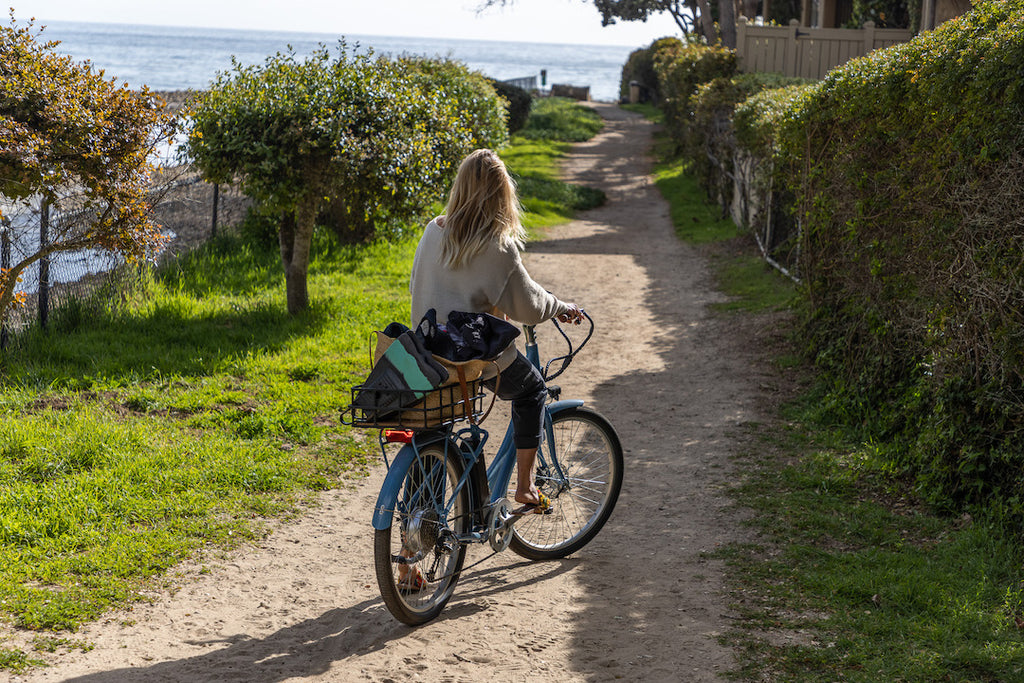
[440,149,526,268]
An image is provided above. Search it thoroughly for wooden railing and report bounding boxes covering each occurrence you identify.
[736,17,912,80]
[502,75,538,91]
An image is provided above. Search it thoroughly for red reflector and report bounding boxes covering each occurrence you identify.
[384,429,415,444]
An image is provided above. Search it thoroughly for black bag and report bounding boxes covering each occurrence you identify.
[416,309,520,362]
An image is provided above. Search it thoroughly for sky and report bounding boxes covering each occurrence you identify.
[14,0,684,46]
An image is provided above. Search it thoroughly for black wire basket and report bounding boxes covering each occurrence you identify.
[340,381,485,429]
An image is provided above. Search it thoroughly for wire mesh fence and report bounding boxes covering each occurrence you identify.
[0,168,250,349]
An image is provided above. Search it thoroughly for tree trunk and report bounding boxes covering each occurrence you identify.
[695,0,718,43]
[278,198,317,315]
[720,0,738,48]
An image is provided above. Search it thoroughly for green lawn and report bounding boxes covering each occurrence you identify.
[0,97,604,672]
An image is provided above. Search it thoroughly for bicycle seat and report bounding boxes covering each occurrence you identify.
[547,384,561,400]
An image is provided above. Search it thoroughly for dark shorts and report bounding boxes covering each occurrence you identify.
[483,351,547,450]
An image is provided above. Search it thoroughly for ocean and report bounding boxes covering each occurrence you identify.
[7,22,636,299]
[39,20,635,102]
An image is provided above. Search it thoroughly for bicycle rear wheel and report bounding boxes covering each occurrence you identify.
[374,443,469,625]
[509,407,623,560]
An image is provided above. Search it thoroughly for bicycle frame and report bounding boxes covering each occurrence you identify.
[371,323,585,532]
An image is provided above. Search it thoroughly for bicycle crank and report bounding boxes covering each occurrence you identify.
[486,498,515,552]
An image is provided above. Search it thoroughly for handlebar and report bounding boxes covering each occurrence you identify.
[522,310,595,382]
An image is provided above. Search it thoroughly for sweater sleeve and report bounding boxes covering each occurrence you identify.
[494,258,569,325]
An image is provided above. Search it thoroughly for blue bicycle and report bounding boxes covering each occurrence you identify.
[344,314,623,625]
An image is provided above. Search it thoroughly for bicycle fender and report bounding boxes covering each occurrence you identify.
[372,433,454,530]
[546,399,584,417]
[373,446,415,530]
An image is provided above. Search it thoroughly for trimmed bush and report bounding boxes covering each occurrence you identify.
[778,0,1024,515]
[733,83,818,159]
[618,36,683,103]
[652,41,737,147]
[488,78,533,134]
[184,45,507,313]
[688,73,811,209]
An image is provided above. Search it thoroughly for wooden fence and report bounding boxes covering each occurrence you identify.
[502,75,538,91]
[736,17,912,80]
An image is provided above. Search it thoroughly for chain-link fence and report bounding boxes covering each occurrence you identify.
[1,170,250,349]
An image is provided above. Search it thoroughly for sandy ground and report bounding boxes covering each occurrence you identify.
[14,104,776,682]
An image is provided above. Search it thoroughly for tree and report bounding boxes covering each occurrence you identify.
[479,0,732,46]
[592,0,699,34]
[596,0,741,47]
[184,47,507,315]
[0,16,174,317]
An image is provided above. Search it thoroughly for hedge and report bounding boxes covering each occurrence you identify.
[653,40,737,148]
[618,36,683,103]
[488,78,532,134]
[638,0,1024,518]
[688,73,811,211]
[776,0,1024,516]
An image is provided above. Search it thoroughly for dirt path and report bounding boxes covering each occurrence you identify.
[18,104,771,683]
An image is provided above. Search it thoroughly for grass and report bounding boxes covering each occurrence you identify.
[0,97,604,670]
[505,98,607,231]
[721,435,1024,681]
[637,106,1024,681]
[651,136,794,313]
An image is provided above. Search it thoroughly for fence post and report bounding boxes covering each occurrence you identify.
[736,16,748,70]
[786,19,800,78]
[863,20,876,53]
[211,183,219,239]
[39,197,50,331]
[1,219,9,349]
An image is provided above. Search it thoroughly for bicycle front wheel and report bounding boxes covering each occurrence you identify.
[374,444,469,625]
[509,407,623,560]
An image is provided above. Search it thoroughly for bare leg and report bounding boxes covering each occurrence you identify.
[514,447,540,505]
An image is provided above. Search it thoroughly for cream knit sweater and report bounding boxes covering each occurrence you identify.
[410,218,570,371]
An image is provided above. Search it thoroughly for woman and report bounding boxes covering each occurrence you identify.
[411,148,582,518]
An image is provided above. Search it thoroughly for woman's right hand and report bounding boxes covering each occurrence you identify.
[557,304,584,325]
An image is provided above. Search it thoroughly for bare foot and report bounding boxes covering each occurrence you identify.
[514,487,542,506]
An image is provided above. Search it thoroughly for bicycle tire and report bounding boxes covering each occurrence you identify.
[509,407,623,560]
[374,443,470,625]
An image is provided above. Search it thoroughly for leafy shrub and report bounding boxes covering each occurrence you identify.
[848,0,911,28]
[0,15,173,315]
[488,78,533,133]
[618,36,683,103]
[184,45,507,313]
[652,41,737,148]
[733,83,818,158]
[687,73,811,208]
[778,0,1024,515]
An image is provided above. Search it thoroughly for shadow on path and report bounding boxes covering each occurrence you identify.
[61,561,577,683]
